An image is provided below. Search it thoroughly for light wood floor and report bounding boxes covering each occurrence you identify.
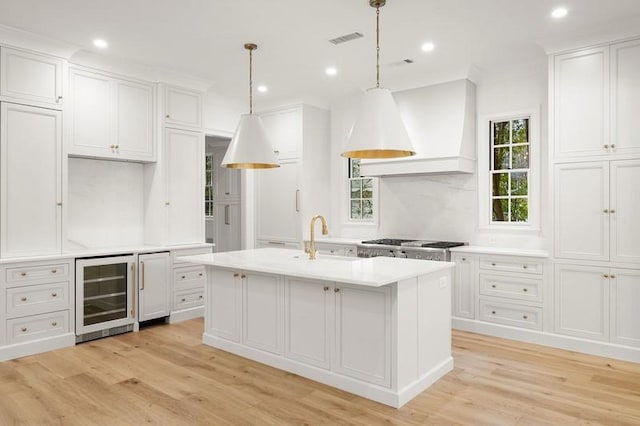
[1,319,639,425]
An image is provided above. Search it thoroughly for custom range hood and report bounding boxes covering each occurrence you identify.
[360,79,476,177]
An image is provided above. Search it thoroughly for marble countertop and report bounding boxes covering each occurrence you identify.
[179,247,453,287]
[449,245,549,258]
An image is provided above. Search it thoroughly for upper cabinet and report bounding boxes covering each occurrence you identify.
[0,47,64,109]
[553,40,640,161]
[68,67,155,162]
[163,85,202,131]
[260,106,301,160]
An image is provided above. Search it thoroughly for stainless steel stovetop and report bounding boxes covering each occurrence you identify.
[357,239,467,261]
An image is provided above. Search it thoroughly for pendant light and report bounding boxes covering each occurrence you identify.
[222,43,279,169]
[341,0,416,159]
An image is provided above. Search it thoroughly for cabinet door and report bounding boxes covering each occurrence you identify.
[334,284,391,387]
[260,106,301,159]
[451,254,475,319]
[610,160,640,263]
[212,146,241,199]
[208,268,241,342]
[611,39,640,156]
[165,86,202,130]
[554,264,609,341]
[554,47,609,159]
[610,268,640,347]
[138,252,171,322]
[554,162,609,261]
[69,68,113,157]
[214,202,241,253]
[165,128,204,245]
[1,103,61,257]
[255,160,300,243]
[242,272,282,354]
[115,80,155,161]
[0,47,63,108]
[284,277,332,369]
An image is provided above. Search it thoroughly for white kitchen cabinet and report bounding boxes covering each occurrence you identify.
[207,267,242,342]
[334,283,391,387]
[260,106,301,159]
[138,252,171,322]
[0,47,63,109]
[553,46,609,159]
[211,147,241,200]
[1,103,62,258]
[610,39,640,157]
[256,159,301,244]
[283,277,332,369]
[242,272,282,354]
[165,128,204,245]
[451,254,476,319]
[610,160,640,263]
[610,268,640,347]
[554,264,609,341]
[68,67,155,162]
[168,246,210,323]
[214,202,241,253]
[164,85,202,130]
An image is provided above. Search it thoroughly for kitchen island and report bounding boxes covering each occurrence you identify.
[180,248,454,408]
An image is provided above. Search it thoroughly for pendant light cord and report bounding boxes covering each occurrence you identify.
[249,47,253,114]
[376,5,380,88]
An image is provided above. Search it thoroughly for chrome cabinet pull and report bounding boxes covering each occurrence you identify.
[295,189,300,212]
[224,205,230,225]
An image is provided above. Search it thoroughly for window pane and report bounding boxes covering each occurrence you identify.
[492,199,509,222]
[362,179,373,199]
[205,186,212,200]
[493,147,510,170]
[350,159,361,178]
[493,121,510,145]
[350,179,362,199]
[362,199,373,219]
[512,145,529,169]
[512,119,529,143]
[492,173,509,196]
[511,172,528,196]
[511,198,528,222]
[350,200,362,219]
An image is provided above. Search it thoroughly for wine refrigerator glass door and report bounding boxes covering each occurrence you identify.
[75,255,135,336]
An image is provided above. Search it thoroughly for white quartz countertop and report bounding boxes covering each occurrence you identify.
[179,248,454,287]
[449,245,549,258]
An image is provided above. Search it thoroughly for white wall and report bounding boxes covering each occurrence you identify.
[329,58,549,249]
[203,89,245,134]
[67,158,145,248]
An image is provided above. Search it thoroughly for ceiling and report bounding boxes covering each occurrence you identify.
[1,0,640,106]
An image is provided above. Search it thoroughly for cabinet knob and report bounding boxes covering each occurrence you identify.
[20,272,27,277]
[603,274,609,278]
[522,265,528,269]
[225,192,230,195]
[56,202,62,206]
[611,144,616,149]
[604,144,609,149]
[523,288,528,292]
[56,96,63,103]
[323,286,330,291]
[165,202,170,206]
[241,274,246,279]
[198,273,203,277]
[491,263,496,266]
[491,284,496,288]
[334,288,340,293]
[52,293,57,297]
[51,322,57,327]
[115,145,119,149]
[603,209,609,213]
[199,295,203,299]
[610,209,616,214]
[181,275,186,279]
[110,145,114,149]
[51,269,57,273]
[462,257,466,261]
[181,298,186,302]
[166,114,170,118]
[21,327,27,332]
[491,311,496,315]
[233,273,239,277]
[274,150,280,155]
[522,315,528,320]
[610,275,616,279]
[21,297,27,302]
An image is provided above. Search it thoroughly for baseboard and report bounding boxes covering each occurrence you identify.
[203,333,451,408]
[169,307,204,324]
[0,333,75,362]
[453,318,640,363]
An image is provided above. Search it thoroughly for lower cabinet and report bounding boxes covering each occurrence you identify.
[610,268,640,347]
[451,254,475,319]
[169,246,211,323]
[208,268,242,342]
[243,272,282,354]
[138,252,171,322]
[214,202,241,253]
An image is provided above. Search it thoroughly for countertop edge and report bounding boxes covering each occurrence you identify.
[449,246,550,258]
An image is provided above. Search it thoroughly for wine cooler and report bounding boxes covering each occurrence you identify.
[75,255,136,342]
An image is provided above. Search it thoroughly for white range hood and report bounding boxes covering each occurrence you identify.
[360,79,476,177]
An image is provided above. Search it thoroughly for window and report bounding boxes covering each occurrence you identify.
[348,159,375,221]
[490,117,530,223]
[205,153,214,217]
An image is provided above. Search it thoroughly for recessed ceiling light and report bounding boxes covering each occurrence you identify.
[325,67,338,76]
[421,42,435,52]
[93,39,108,49]
[551,7,568,19]
[257,85,268,93]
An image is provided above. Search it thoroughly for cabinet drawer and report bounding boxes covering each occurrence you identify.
[171,247,212,266]
[479,299,542,330]
[316,247,346,256]
[479,274,543,303]
[6,281,70,318]
[6,310,69,345]
[479,257,543,275]
[174,267,206,291]
[174,289,204,310]
[5,262,70,284]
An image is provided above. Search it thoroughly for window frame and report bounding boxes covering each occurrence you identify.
[478,108,540,232]
[346,158,379,224]
[205,152,214,218]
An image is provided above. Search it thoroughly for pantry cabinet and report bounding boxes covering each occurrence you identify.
[137,252,171,322]
[610,39,640,157]
[68,67,155,162]
[0,47,63,109]
[0,103,62,258]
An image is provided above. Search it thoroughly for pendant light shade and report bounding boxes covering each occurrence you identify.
[341,0,416,159]
[222,43,279,169]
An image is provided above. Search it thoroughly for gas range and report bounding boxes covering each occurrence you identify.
[357,239,467,261]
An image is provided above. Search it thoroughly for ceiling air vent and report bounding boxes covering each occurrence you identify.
[329,32,364,45]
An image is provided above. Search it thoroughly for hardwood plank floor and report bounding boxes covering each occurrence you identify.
[1,319,639,425]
